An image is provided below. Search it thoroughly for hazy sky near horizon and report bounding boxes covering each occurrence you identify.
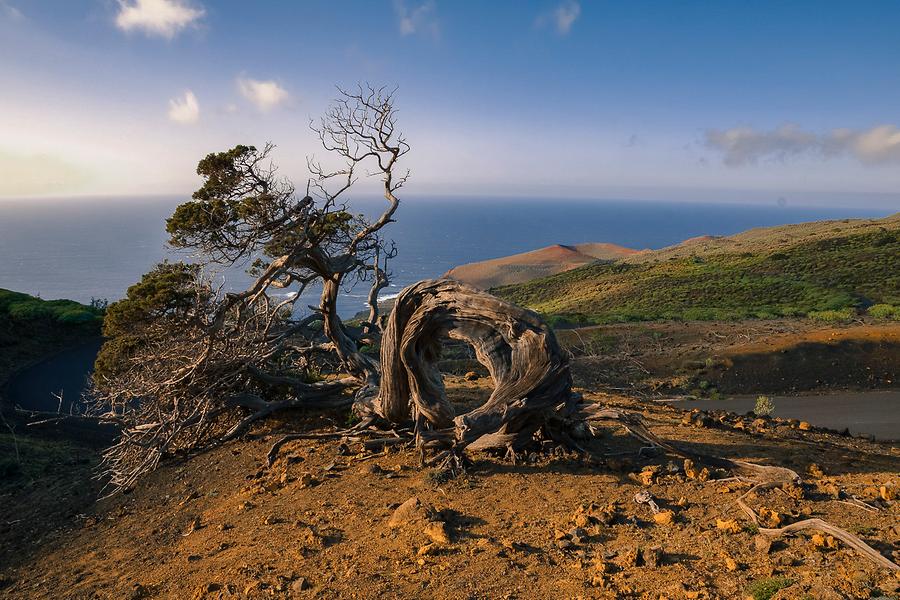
[2,0,900,208]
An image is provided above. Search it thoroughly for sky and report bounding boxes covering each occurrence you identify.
[1,0,900,208]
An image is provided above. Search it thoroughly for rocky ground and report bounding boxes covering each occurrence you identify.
[1,376,898,600]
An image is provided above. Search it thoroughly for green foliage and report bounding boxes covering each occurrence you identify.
[754,395,775,417]
[868,303,900,320]
[494,226,900,325]
[94,262,202,380]
[0,289,103,328]
[746,577,793,600]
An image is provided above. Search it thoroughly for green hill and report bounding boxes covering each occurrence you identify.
[493,213,900,326]
[0,289,103,389]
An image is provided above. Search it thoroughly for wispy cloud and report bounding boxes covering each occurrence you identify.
[237,77,290,112]
[537,1,581,35]
[705,123,900,166]
[115,0,204,39]
[167,90,199,124]
[393,0,439,39]
[0,0,23,20]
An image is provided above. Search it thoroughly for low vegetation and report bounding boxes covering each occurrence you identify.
[0,289,103,328]
[494,219,900,326]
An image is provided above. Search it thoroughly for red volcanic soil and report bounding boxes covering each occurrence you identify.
[445,243,638,289]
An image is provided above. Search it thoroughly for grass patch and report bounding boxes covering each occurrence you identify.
[746,576,794,600]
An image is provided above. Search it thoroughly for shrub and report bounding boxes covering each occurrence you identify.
[754,395,775,417]
[868,304,899,320]
[807,308,855,322]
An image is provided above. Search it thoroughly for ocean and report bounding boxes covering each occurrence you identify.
[0,196,893,317]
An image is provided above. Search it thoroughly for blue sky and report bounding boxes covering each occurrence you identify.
[1,0,899,208]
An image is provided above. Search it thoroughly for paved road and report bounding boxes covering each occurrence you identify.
[5,339,103,413]
[671,391,900,441]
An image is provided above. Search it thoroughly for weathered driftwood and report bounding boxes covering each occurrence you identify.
[367,279,574,451]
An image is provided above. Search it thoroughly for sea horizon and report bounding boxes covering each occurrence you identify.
[0,194,894,316]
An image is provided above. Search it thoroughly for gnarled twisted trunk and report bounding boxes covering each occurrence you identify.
[371,279,574,450]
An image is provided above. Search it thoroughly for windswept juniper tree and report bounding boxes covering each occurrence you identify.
[90,85,408,490]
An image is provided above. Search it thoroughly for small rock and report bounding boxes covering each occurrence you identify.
[798,421,811,431]
[290,578,310,592]
[264,514,281,525]
[417,543,439,556]
[388,497,436,529]
[753,534,773,554]
[807,463,825,478]
[716,519,742,534]
[423,521,450,545]
[811,533,838,550]
[620,548,642,568]
[644,546,663,568]
[298,473,318,488]
[464,371,480,381]
[880,485,897,501]
[570,527,588,544]
[557,539,575,550]
[723,556,739,571]
[653,510,675,526]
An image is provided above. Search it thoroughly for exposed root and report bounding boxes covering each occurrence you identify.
[736,484,899,571]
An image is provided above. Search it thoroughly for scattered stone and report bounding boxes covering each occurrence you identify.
[758,508,782,528]
[183,516,202,536]
[298,473,318,488]
[557,539,575,550]
[715,519,742,534]
[723,555,739,572]
[653,510,675,526]
[569,527,588,544]
[388,496,434,529]
[751,418,768,430]
[753,534,773,554]
[644,546,663,568]
[616,548,641,568]
[423,521,450,545]
[639,465,660,486]
[811,533,838,550]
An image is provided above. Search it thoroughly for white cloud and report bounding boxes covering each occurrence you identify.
[237,77,289,112]
[115,0,204,39]
[167,90,199,124]
[705,123,900,166]
[393,0,439,39]
[537,1,581,35]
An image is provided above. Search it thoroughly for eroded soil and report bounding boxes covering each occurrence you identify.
[1,378,898,600]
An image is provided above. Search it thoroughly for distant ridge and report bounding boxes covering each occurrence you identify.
[444,242,641,289]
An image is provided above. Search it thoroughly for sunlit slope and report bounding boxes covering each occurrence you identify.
[493,214,900,325]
